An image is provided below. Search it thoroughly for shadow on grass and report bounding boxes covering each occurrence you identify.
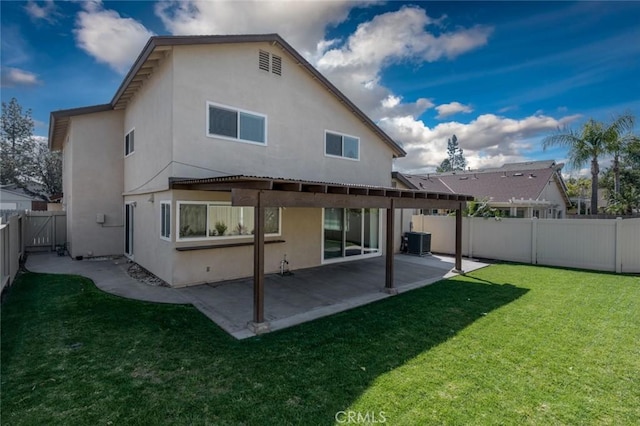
[1,271,528,425]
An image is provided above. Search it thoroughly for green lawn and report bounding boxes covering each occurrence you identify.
[1,265,639,425]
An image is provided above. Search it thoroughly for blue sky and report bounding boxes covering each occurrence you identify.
[2,1,639,175]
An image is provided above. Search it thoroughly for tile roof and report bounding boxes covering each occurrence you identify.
[395,161,570,205]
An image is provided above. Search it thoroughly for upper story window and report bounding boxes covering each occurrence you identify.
[207,102,267,145]
[325,131,359,160]
[125,129,135,156]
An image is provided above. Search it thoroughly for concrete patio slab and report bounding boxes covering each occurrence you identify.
[26,252,487,339]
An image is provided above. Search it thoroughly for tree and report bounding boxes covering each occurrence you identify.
[1,97,62,199]
[601,138,640,214]
[543,115,635,213]
[1,98,37,186]
[437,134,466,172]
[603,113,637,196]
[36,141,63,196]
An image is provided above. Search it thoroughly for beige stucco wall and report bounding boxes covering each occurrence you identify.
[172,205,323,287]
[123,191,174,284]
[164,190,324,286]
[124,52,174,194]
[62,133,73,253]
[66,110,124,258]
[170,43,395,187]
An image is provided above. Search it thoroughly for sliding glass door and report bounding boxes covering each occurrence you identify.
[323,208,380,261]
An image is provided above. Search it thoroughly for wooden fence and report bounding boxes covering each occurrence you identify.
[412,215,640,274]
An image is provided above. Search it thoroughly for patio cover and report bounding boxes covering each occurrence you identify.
[170,175,473,332]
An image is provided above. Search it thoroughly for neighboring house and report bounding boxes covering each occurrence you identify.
[48,34,469,299]
[394,160,570,219]
[0,184,47,212]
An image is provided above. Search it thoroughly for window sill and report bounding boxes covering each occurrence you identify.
[176,239,285,251]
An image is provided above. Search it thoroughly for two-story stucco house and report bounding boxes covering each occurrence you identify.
[49,35,470,327]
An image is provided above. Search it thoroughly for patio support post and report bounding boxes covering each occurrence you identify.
[454,202,464,273]
[249,191,270,334]
[384,198,398,294]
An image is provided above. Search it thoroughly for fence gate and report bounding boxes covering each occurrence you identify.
[25,211,66,252]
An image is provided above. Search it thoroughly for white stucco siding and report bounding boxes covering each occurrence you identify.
[67,110,124,257]
[123,53,174,194]
[171,43,395,187]
[537,176,568,217]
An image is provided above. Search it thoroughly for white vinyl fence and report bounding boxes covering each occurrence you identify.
[1,213,25,292]
[412,215,640,273]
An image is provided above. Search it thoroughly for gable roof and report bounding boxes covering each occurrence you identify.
[48,34,405,157]
[395,161,570,206]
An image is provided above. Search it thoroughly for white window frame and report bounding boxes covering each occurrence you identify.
[324,130,360,161]
[124,202,135,259]
[176,201,281,242]
[206,101,268,146]
[124,128,135,157]
[160,201,171,241]
[321,208,382,264]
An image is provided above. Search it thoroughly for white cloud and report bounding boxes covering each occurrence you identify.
[318,6,492,70]
[0,67,42,87]
[315,6,491,122]
[385,113,581,173]
[154,0,363,58]
[435,102,473,119]
[25,0,58,23]
[74,1,154,73]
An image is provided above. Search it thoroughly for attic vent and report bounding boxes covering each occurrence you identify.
[258,50,282,76]
[459,176,469,180]
[259,50,270,72]
[272,55,282,76]
[514,173,524,177]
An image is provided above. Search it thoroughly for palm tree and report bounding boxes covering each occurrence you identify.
[603,113,637,196]
[543,117,620,214]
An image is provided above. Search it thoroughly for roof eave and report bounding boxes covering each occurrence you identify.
[48,103,112,151]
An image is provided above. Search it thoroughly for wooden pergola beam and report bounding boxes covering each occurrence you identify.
[231,188,462,210]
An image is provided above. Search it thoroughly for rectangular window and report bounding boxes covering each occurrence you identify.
[125,129,135,156]
[207,102,266,144]
[160,202,171,240]
[325,131,359,160]
[177,202,280,241]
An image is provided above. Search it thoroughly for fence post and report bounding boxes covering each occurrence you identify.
[468,217,474,259]
[615,217,622,273]
[531,217,538,265]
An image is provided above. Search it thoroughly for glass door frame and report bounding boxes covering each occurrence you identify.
[321,207,383,264]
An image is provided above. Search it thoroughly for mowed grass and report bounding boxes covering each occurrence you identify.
[1,265,638,425]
